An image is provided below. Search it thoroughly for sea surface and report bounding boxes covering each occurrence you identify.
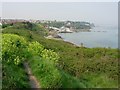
[58,25,118,48]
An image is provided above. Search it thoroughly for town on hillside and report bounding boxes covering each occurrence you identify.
[1,19,94,32]
[1,19,95,39]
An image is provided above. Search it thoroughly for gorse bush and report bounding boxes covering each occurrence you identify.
[2,34,27,65]
[28,41,44,56]
[27,40,59,65]
[41,49,59,65]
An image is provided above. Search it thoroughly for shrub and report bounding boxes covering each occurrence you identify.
[2,34,28,65]
[28,41,44,57]
[41,49,59,65]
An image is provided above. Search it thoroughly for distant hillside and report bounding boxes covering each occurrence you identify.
[2,19,94,32]
[2,21,49,36]
[40,20,94,29]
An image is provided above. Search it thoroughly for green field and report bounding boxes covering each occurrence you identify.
[2,22,119,89]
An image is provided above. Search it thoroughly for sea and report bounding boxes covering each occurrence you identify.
[58,25,118,48]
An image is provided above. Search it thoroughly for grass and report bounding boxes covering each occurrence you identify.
[79,73,118,88]
[2,62,30,89]
[28,56,86,88]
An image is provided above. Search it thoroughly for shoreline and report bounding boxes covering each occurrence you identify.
[45,34,118,49]
[45,33,87,48]
[46,29,117,49]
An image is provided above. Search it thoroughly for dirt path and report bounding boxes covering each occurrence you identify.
[23,62,40,88]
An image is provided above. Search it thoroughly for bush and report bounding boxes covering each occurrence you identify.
[2,34,28,65]
[41,49,59,65]
[28,41,44,57]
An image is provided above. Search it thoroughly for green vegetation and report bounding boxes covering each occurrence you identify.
[2,23,13,28]
[2,34,61,88]
[43,21,65,28]
[2,34,30,89]
[2,22,48,37]
[2,34,84,88]
[71,21,91,29]
[2,22,119,88]
[40,21,92,29]
[27,39,61,88]
[2,34,28,65]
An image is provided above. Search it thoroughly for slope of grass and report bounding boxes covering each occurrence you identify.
[2,23,119,88]
[2,34,85,88]
[79,73,118,88]
[2,34,30,89]
[2,62,30,89]
[28,56,86,88]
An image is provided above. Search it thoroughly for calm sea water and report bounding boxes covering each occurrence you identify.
[58,26,118,48]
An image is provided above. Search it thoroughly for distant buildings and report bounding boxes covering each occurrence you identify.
[1,19,93,33]
[60,26,73,33]
[49,25,73,33]
[49,27,61,31]
[2,19,27,24]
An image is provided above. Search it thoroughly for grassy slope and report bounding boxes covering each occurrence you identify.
[2,24,119,88]
[2,62,30,89]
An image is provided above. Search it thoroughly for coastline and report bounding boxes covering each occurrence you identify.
[45,33,118,49]
[45,33,86,48]
[45,26,117,49]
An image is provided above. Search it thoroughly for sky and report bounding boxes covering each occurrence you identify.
[2,2,118,26]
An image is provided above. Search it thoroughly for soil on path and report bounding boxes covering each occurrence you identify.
[23,62,40,89]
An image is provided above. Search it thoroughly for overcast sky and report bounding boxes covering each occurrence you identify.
[2,2,118,26]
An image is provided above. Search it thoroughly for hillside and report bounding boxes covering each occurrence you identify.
[2,22,119,89]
